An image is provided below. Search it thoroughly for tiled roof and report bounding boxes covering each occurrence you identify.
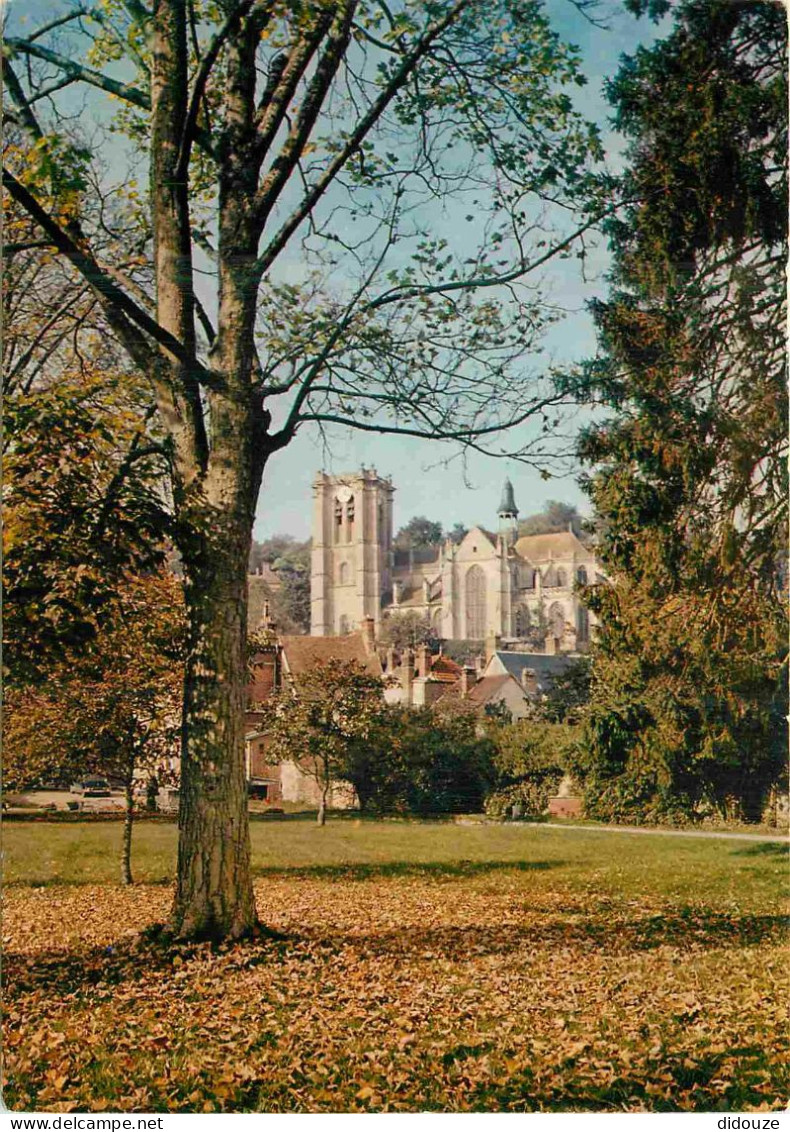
[430,654,462,677]
[280,633,383,679]
[435,671,522,715]
[513,531,590,562]
[466,674,513,704]
[491,650,573,690]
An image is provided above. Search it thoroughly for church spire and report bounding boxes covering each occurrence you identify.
[498,477,518,519]
[497,477,518,541]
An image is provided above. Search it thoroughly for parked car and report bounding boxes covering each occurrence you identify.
[70,777,112,797]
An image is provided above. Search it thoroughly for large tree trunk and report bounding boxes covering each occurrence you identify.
[169,522,258,940]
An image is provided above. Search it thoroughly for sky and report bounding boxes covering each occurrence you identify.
[6,0,665,542]
[252,0,665,542]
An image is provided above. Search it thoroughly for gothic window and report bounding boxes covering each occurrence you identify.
[338,614,350,635]
[346,496,355,543]
[577,565,588,585]
[339,561,349,585]
[548,602,565,640]
[576,604,589,643]
[515,605,530,637]
[556,567,567,588]
[465,565,486,640]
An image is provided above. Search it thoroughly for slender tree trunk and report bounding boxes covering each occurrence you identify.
[317,775,329,827]
[121,776,134,886]
[169,522,257,940]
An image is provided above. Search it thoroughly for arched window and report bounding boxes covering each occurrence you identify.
[515,605,530,637]
[339,561,349,585]
[338,614,350,635]
[465,565,486,639]
[346,496,355,543]
[577,565,588,585]
[576,604,589,643]
[556,567,567,588]
[548,602,565,640]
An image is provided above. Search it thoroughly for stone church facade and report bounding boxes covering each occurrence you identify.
[310,469,603,651]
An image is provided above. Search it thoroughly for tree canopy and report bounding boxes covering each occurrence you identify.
[394,516,444,550]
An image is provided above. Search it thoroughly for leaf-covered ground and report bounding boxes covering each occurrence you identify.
[3,821,788,1112]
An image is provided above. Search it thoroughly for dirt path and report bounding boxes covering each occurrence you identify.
[540,821,788,844]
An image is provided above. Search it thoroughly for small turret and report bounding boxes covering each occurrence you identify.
[497,477,519,541]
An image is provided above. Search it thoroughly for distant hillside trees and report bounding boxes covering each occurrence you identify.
[249,535,311,634]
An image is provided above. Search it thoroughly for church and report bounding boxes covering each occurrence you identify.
[310,469,603,652]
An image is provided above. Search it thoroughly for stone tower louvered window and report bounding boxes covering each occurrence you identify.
[346,496,355,543]
[334,499,343,542]
[465,565,486,640]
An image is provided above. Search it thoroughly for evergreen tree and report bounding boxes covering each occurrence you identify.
[567,0,788,823]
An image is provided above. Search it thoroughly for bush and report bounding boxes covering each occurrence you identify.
[355,706,496,815]
[484,721,574,818]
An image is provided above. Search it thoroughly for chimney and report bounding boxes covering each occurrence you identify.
[400,647,414,702]
[362,615,375,653]
[460,667,474,698]
[475,653,486,677]
[485,634,501,663]
[521,667,538,696]
[416,644,429,679]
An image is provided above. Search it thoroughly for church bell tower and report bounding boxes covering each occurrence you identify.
[310,469,394,636]
[497,477,519,543]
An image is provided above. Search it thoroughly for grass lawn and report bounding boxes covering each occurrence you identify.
[3,818,788,1113]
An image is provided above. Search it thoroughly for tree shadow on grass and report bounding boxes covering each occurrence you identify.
[305,909,788,962]
[729,842,789,858]
[251,859,560,881]
[5,907,786,1003]
[460,1042,780,1113]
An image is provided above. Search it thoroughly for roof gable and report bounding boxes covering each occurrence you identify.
[456,525,498,555]
[486,650,573,690]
